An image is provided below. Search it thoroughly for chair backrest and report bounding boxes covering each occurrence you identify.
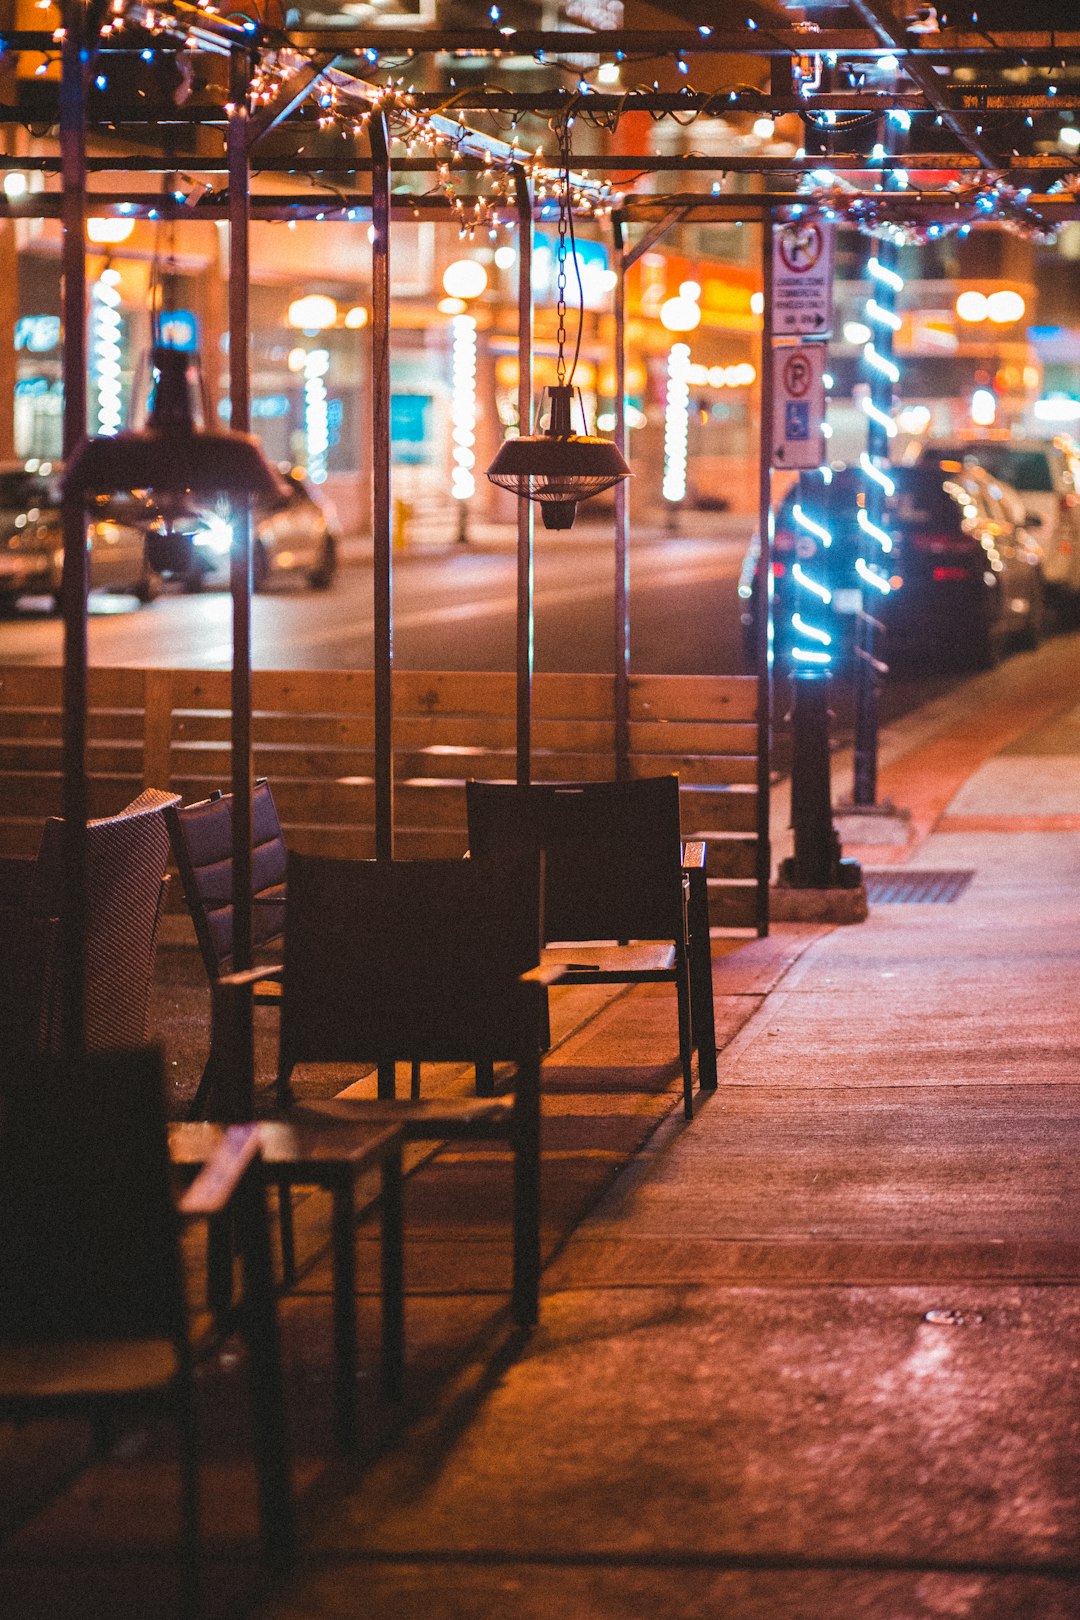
[31,788,180,1054]
[465,776,684,944]
[280,852,543,1069]
[165,780,287,982]
[0,1047,185,1346]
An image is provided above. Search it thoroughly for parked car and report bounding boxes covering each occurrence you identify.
[0,461,160,610]
[916,435,1080,616]
[151,469,339,592]
[739,461,1044,672]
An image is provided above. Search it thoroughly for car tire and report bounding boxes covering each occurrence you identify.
[252,541,269,592]
[1014,576,1044,651]
[1057,586,1080,630]
[966,623,999,672]
[181,567,206,594]
[133,569,161,605]
[308,534,338,590]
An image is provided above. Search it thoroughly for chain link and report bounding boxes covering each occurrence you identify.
[555,124,569,384]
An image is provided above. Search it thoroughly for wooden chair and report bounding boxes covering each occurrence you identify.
[219,851,555,1329]
[0,788,180,1057]
[0,1049,293,1612]
[165,780,287,1117]
[465,775,718,1120]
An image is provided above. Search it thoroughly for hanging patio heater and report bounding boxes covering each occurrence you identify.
[487,382,631,531]
[487,126,629,531]
[64,347,287,509]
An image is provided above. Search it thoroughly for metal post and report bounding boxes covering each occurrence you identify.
[59,3,89,1053]
[785,670,841,887]
[228,53,254,982]
[613,214,630,782]
[370,109,393,859]
[513,164,533,787]
[754,209,774,937]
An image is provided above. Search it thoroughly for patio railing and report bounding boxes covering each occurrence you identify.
[0,665,761,929]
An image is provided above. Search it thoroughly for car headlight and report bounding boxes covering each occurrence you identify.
[193,515,234,556]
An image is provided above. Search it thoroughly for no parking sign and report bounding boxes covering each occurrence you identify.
[772,344,826,470]
[772,219,834,336]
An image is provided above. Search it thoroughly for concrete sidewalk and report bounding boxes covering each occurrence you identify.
[5,642,1080,1619]
[260,640,1080,1620]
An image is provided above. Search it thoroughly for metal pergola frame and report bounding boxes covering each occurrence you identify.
[35,0,1080,1055]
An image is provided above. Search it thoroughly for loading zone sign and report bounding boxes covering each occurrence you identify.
[772,344,826,470]
[772,218,834,336]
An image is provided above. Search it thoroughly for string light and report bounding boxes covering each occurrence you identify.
[450,313,478,502]
[91,268,124,436]
[302,348,331,484]
[662,343,691,505]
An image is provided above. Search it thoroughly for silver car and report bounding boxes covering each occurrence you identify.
[0,461,160,609]
[161,470,339,592]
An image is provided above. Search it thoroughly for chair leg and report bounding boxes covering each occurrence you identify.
[686,864,718,1091]
[675,956,694,1122]
[278,1185,297,1289]
[510,1047,542,1328]
[377,1061,396,1100]
[236,1176,295,1567]
[175,1371,200,1620]
[410,1061,421,1100]
[207,1210,234,1325]
[475,1058,495,1097]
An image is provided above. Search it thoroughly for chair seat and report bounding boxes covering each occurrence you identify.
[543,941,676,975]
[299,1096,515,1139]
[0,1338,180,1399]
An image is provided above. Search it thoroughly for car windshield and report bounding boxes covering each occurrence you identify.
[938,446,1054,493]
[0,471,59,509]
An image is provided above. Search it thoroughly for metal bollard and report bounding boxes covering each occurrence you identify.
[778,669,860,890]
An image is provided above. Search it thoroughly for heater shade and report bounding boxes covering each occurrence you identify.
[63,430,287,504]
[487,384,630,524]
[63,348,288,506]
[487,431,631,506]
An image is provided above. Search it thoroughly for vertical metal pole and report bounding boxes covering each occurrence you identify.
[59,3,89,1052]
[613,213,630,783]
[755,209,775,937]
[513,165,533,787]
[370,110,393,859]
[228,53,254,979]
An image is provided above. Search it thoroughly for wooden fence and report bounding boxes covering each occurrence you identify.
[0,665,762,929]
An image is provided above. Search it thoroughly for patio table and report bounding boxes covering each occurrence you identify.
[170,1115,405,1450]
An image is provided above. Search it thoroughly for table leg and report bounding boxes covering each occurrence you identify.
[380,1147,405,1402]
[330,1174,359,1450]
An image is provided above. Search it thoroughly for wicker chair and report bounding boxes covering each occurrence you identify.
[0,788,180,1058]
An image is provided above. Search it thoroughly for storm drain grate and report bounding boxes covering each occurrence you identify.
[864,869,975,905]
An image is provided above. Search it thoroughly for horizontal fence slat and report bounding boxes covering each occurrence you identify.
[703,838,758,880]
[630,674,757,723]
[629,720,756,755]
[707,881,758,929]
[632,755,758,786]
[680,787,758,834]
